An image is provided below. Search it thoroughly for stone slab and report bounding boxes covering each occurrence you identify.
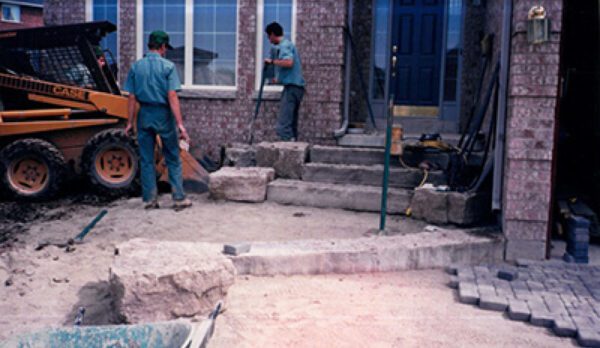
[411,188,448,224]
[222,143,256,167]
[256,142,309,179]
[310,145,385,166]
[447,192,490,226]
[209,167,275,203]
[110,239,236,323]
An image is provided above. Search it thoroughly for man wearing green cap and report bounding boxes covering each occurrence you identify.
[124,30,192,210]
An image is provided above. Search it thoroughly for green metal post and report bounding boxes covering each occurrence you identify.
[379,95,394,232]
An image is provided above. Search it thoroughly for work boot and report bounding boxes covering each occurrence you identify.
[144,200,160,209]
[173,198,192,211]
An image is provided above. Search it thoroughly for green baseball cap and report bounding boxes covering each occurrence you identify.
[149,30,174,50]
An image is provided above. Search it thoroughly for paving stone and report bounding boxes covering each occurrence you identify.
[459,283,479,305]
[553,316,577,337]
[479,294,508,312]
[577,328,600,348]
[477,284,496,297]
[527,280,545,291]
[508,299,531,321]
[529,309,555,327]
[223,243,251,256]
[498,269,519,281]
[448,275,459,289]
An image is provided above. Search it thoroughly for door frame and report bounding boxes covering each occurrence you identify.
[368,0,464,132]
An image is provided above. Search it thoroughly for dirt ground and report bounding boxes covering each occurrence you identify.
[0,193,577,346]
[212,271,576,348]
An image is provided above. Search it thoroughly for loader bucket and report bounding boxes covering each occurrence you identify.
[156,148,209,194]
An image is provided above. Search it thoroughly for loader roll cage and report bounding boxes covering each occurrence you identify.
[0,21,120,96]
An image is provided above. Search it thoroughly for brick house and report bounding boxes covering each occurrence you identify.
[0,0,43,30]
[43,0,579,260]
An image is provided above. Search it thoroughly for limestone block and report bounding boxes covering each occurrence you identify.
[223,143,256,167]
[256,141,309,179]
[448,192,490,225]
[209,167,275,202]
[110,239,236,323]
[411,188,449,224]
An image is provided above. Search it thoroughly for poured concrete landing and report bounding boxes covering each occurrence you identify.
[231,230,503,276]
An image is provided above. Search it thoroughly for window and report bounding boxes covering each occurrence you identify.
[256,0,295,89]
[1,4,20,23]
[138,0,238,89]
[88,0,119,65]
[370,0,389,100]
[443,0,463,101]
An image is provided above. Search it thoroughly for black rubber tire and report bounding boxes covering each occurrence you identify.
[0,138,66,201]
[81,128,140,197]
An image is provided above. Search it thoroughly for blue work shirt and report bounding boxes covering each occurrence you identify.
[273,38,305,87]
[123,52,181,106]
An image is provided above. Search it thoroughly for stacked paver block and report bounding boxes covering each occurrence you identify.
[564,216,590,264]
[449,261,600,347]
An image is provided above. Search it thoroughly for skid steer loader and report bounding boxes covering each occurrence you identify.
[0,21,209,200]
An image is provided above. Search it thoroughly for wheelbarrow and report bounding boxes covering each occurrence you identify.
[1,302,222,348]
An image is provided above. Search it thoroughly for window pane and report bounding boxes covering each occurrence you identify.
[371,0,389,99]
[193,0,237,86]
[262,0,292,86]
[2,5,20,22]
[443,0,462,101]
[143,0,185,82]
[93,0,118,63]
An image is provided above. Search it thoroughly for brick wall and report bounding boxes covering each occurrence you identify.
[0,5,42,30]
[44,0,345,160]
[503,0,563,260]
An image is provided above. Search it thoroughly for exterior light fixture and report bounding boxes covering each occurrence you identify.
[527,5,549,44]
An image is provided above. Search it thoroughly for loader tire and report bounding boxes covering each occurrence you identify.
[82,129,140,197]
[0,139,66,200]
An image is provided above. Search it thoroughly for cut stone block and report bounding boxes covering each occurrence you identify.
[267,179,412,214]
[223,143,256,167]
[256,141,309,179]
[497,269,518,281]
[209,167,275,202]
[110,239,236,323]
[310,145,385,165]
[447,192,490,225]
[411,188,448,224]
[223,243,251,256]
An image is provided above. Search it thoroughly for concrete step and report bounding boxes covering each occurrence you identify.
[230,230,504,276]
[303,163,447,189]
[267,179,412,214]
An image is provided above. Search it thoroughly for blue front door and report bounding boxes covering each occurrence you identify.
[391,0,444,107]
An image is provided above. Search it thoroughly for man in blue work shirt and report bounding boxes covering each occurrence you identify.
[264,22,305,141]
[124,30,192,210]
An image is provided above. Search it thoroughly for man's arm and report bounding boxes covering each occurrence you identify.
[265,58,293,68]
[125,93,136,136]
[168,90,190,143]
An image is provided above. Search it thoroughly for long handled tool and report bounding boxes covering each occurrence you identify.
[248,63,275,144]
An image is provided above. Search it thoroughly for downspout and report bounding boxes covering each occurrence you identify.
[334,0,353,138]
[492,0,513,212]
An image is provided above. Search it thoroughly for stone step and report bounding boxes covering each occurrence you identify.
[267,179,412,214]
[302,162,447,189]
[310,145,386,165]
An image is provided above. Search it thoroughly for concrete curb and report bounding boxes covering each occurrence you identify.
[229,231,504,276]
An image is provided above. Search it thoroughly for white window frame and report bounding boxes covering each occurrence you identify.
[1,4,21,23]
[85,0,120,63]
[136,0,239,91]
[255,0,297,92]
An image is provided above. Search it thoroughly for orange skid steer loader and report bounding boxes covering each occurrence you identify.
[0,22,208,200]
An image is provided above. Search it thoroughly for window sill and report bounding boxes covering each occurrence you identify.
[178,89,237,100]
[1,19,20,23]
[253,90,282,100]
